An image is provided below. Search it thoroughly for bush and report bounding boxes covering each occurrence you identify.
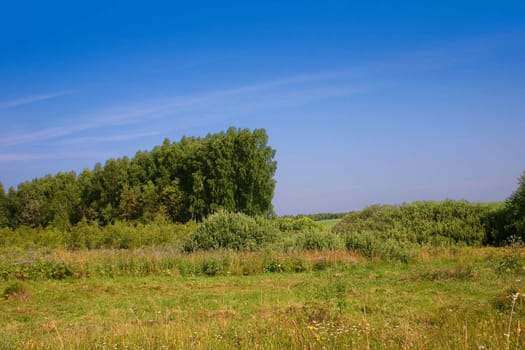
[183,210,278,252]
[344,231,415,263]
[200,259,220,276]
[264,260,284,273]
[65,217,197,250]
[0,226,64,249]
[274,216,322,233]
[1,261,74,280]
[489,172,525,244]
[295,231,344,250]
[333,201,493,247]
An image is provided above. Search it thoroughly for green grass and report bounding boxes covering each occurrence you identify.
[317,218,341,230]
[1,246,525,349]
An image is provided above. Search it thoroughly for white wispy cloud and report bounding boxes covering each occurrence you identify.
[0,127,73,147]
[0,72,364,149]
[0,150,113,162]
[57,131,163,145]
[1,31,512,152]
[0,90,73,110]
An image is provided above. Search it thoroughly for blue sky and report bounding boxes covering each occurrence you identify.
[0,1,524,214]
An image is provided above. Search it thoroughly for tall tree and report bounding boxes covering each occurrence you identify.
[98,158,129,223]
[160,179,190,222]
[119,185,143,221]
[231,128,277,216]
[181,127,277,220]
[48,172,81,230]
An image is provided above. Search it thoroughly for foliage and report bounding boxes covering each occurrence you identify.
[333,200,494,246]
[484,172,525,245]
[183,210,279,252]
[1,261,72,280]
[3,127,277,228]
[274,216,322,233]
[0,218,197,250]
[0,226,65,249]
[344,231,415,263]
[502,172,525,241]
[294,231,344,251]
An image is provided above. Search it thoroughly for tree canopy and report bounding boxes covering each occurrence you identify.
[1,127,277,228]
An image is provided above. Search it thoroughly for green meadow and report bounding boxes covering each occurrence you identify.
[1,131,524,349]
[2,245,525,349]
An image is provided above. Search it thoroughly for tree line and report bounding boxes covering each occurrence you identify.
[0,127,277,229]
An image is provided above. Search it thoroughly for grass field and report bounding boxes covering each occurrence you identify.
[317,219,342,230]
[2,246,525,349]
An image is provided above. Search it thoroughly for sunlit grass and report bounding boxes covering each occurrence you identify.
[1,246,524,349]
[317,218,341,230]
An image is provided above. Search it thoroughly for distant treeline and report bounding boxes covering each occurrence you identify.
[283,213,347,221]
[0,128,277,229]
[0,125,523,253]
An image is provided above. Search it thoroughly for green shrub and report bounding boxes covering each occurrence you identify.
[344,231,414,263]
[264,260,284,273]
[1,215,197,251]
[486,172,525,245]
[274,216,322,233]
[334,201,493,247]
[183,210,278,252]
[504,172,525,238]
[295,231,344,250]
[200,259,220,276]
[0,226,65,249]
[1,260,73,280]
